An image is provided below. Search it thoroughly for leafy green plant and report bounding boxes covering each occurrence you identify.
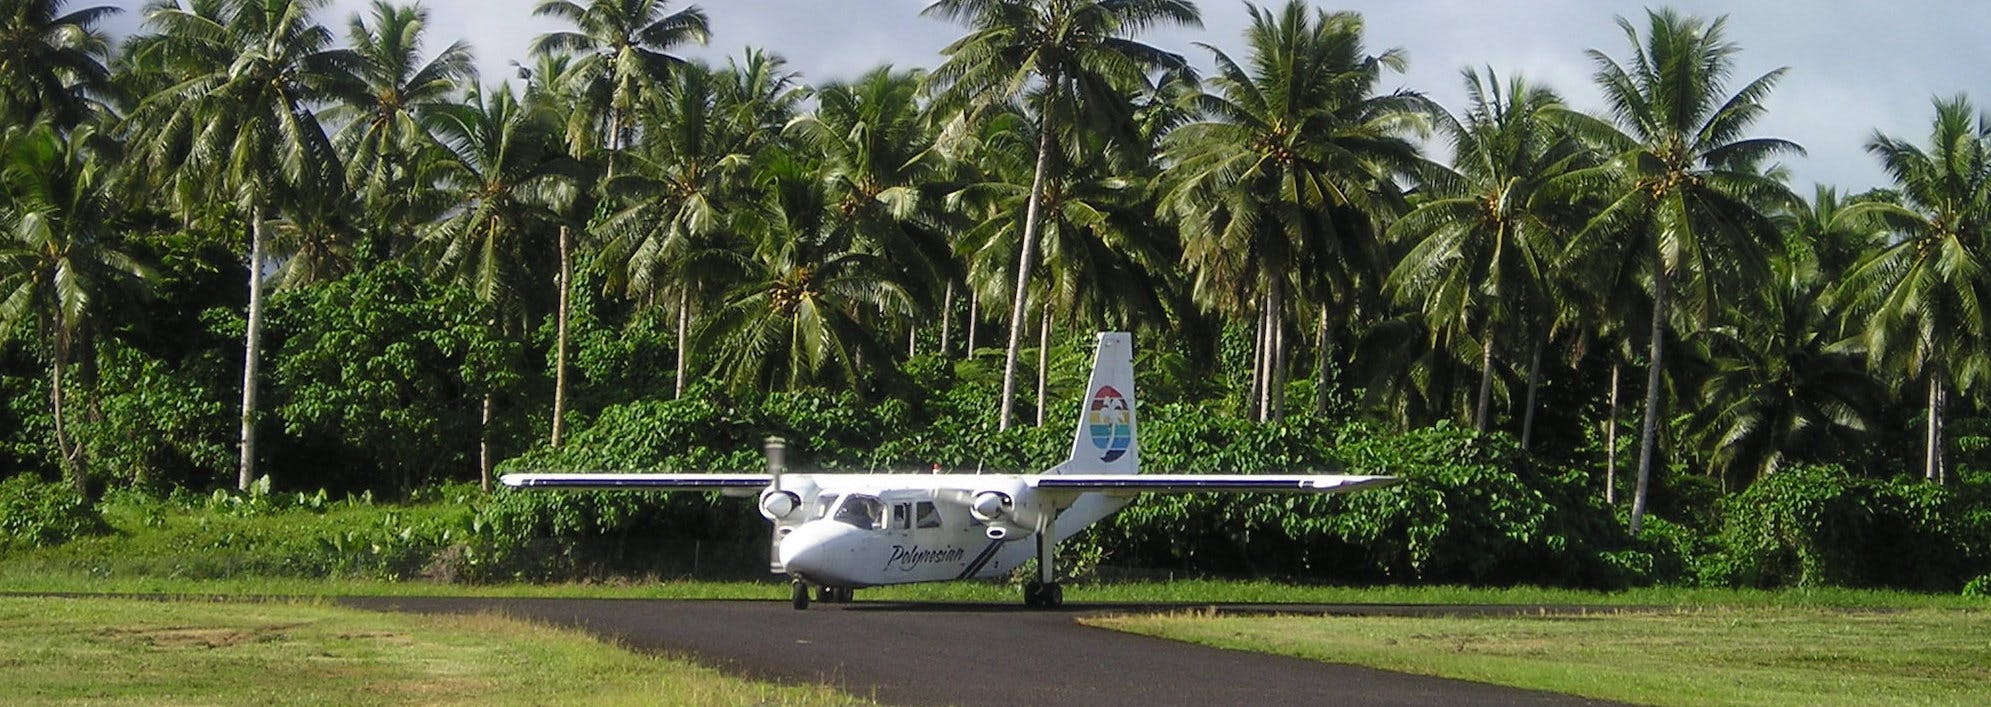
[266,264,521,493]
[1704,464,1988,590]
[0,475,109,549]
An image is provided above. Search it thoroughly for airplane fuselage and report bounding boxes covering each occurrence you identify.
[764,474,1105,588]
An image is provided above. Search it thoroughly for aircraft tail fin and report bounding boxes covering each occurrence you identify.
[1048,332,1138,476]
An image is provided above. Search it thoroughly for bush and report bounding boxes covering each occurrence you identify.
[1082,421,1638,586]
[0,475,110,549]
[1704,464,1989,590]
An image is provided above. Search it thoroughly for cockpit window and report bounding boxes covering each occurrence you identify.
[814,494,840,520]
[830,494,884,530]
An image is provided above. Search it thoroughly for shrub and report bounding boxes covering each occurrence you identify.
[1704,464,1989,590]
[0,475,110,549]
[1083,421,1637,586]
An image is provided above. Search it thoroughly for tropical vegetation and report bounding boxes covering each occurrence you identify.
[4,0,1991,593]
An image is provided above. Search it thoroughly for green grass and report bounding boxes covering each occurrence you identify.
[5,569,1983,611]
[1090,608,1991,706]
[0,596,869,705]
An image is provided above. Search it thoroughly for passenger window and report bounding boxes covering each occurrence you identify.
[892,503,912,530]
[915,502,941,529]
[814,494,840,520]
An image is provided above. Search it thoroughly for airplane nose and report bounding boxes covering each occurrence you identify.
[778,521,862,585]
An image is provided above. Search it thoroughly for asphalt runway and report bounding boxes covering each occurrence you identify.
[341,596,1620,706]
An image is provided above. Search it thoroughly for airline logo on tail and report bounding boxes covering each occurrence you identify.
[1087,386,1132,462]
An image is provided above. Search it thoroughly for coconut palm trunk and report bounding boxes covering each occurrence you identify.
[674,288,691,398]
[1606,359,1621,504]
[49,327,83,496]
[1521,339,1543,448]
[940,282,955,356]
[1250,294,1269,421]
[479,393,494,491]
[1035,308,1051,426]
[1474,324,1496,431]
[552,225,572,447]
[238,208,270,491]
[1631,266,1668,534]
[998,118,1056,431]
[1926,370,1947,484]
[1314,307,1333,414]
[1272,291,1289,420]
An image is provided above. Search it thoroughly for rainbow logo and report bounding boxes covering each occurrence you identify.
[1087,386,1132,462]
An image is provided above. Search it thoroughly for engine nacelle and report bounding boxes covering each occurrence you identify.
[968,479,1043,540]
[759,477,819,523]
[759,489,801,521]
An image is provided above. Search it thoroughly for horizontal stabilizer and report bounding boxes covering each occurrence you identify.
[1030,474,1398,495]
[499,473,772,490]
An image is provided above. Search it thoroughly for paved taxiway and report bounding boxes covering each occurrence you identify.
[341,597,1619,706]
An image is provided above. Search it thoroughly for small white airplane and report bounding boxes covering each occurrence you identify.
[501,332,1399,609]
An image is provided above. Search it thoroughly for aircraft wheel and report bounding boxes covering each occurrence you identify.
[1045,583,1064,608]
[791,580,810,610]
[1022,581,1043,608]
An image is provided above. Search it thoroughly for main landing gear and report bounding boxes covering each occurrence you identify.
[817,585,853,603]
[790,579,853,610]
[1023,519,1064,608]
[1023,580,1063,608]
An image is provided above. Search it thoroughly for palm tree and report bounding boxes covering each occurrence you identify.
[326,0,474,260]
[1695,248,1882,487]
[0,0,118,126]
[418,81,578,487]
[1387,68,1579,434]
[1551,9,1800,531]
[1159,1,1424,422]
[0,121,152,495]
[595,54,794,398]
[420,82,577,332]
[953,115,1186,422]
[1837,96,1991,485]
[699,154,913,391]
[124,0,358,491]
[923,0,1200,430]
[786,66,954,326]
[529,0,710,172]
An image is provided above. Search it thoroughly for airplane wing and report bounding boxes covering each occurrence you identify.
[498,473,772,490]
[1029,474,1399,494]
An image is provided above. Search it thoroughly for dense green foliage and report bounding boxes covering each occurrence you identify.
[0,475,107,549]
[3,1,1991,593]
[1703,465,1991,590]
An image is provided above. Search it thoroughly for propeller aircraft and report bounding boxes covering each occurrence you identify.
[501,332,1399,609]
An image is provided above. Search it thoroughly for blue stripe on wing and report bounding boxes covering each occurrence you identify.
[1030,475,1399,493]
[499,473,773,489]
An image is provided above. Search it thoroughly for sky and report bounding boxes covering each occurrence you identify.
[101,0,1991,193]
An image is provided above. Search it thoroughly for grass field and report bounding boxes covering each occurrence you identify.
[0,596,868,706]
[5,576,1988,704]
[1091,607,1991,706]
[4,569,1985,610]
[9,492,1988,705]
